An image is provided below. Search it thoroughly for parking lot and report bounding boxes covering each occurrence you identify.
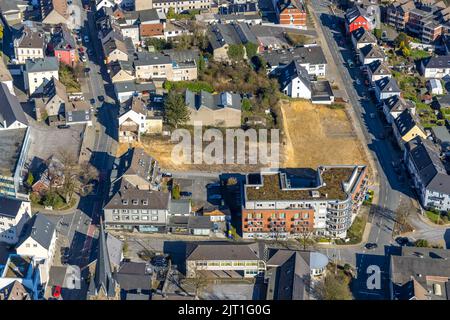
[172,175,219,209]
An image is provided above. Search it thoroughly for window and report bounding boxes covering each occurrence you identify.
[113,215,120,221]
[151,216,158,221]
[247,213,252,219]
[141,216,149,220]
[132,215,139,220]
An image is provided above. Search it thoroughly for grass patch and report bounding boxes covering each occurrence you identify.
[415,102,439,128]
[425,210,449,225]
[59,64,81,93]
[335,215,367,245]
[409,49,431,61]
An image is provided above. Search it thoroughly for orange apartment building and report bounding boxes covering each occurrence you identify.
[241,166,369,239]
[274,0,307,27]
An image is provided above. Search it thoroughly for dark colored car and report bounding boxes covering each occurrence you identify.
[57,124,70,129]
[396,237,410,246]
[180,191,192,197]
[97,95,104,102]
[365,243,378,250]
[90,98,96,105]
[84,67,90,73]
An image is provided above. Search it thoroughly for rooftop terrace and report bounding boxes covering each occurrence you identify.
[4,255,32,279]
[245,167,361,201]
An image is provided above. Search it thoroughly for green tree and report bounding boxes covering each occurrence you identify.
[146,38,171,51]
[415,239,429,247]
[167,7,176,19]
[164,91,190,128]
[373,28,382,40]
[172,183,181,200]
[395,32,410,48]
[26,172,34,187]
[241,98,252,112]
[197,54,205,73]
[227,44,245,62]
[43,191,64,208]
[244,42,258,59]
[316,271,353,300]
[0,25,3,40]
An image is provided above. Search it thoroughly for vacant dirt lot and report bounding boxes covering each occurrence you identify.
[280,100,368,169]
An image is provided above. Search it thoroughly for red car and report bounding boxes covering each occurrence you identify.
[53,285,62,298]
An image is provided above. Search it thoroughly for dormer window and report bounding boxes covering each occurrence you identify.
[122,199,128,205]
[142,200,148,205]
[132,199,138,205]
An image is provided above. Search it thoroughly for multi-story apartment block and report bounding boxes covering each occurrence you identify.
[134,52,173,81]
[241,166,369,239]
[404,137,450,212]
[23,57,59,96]
[152,0,212,14]
[386,0,447,43]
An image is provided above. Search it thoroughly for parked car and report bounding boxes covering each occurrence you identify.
[356,78,361,85]
[97,95,104,102]
[180,191,192,197]
[90,98,96,105]
[57,124,70,129]
[396,237,410,246]
[84,36,89,43]
[53,285,62,298]
[370,113,375,119]
[365,243,378,250]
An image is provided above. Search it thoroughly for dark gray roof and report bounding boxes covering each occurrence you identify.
[0,196,27,218]
[185,89,242,111]
[345,5,367,24]
[113,261,152,291]
[88,220,117,298]
[137,8,160,22]
[436,94,450,108]
[0,128,27,176]
[25,57,59,73]
[423,55,450,69]
[187,243,260,261]
[104,178,170,210]
[383,95,414,113]
[395,109,422,137]
[15,26,45,49]
[431,126,450,146]
[275,60,311,92]
[208,23,257,49]
[375,76,400,93]
[311,81,333,99]
[134,51,172,66]
[188,216,212,230]
[360,44,385,60]
[169,199,191,215]
[162,48,200,63]
[262,46,327,68]
[0,83,28,128]
[17,213,55,250]
[367,60,391,76]
[405,136,450,194]
[351,27,376,44]
[106,233,123,268]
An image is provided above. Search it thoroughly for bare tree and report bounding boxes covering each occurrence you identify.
[296,226,314,251]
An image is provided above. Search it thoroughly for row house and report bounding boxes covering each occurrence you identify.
[40,0,68,25]
[345,5,372,34]
[351,27,377,50]
[152,0,212,14]
[358,43,386,65]
[374,76,401,102]
[382,95,416,124]
[241,165,369,239]
[133,51,173,81]
[365,60,391,84]
[48,24,78,67]
[404,137,450,212]
[393,109,428,147]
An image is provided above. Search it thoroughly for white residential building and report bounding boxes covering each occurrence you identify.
[23,57,59,96]
[0,197,31,245]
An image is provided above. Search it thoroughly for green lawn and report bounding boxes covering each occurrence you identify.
[425,211,449,225]
[416,102,439,128]
[409,49,431,61]
[335,215,367,245]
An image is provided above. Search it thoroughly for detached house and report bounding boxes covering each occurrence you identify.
[23,57,59,96]
[345,5,371,33]
[273,0,307,27]
[15,213,57,284]
[393,109,427,146]
[351,27,377,49]
[0,197,31,245]
[185,89,242,127]
[404,137,450,212]
[0,83,28,130]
